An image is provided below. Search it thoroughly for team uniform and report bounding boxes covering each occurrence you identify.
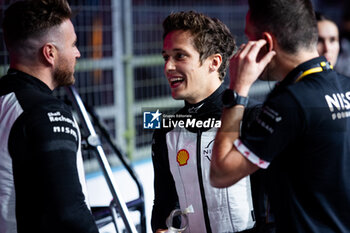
[151,85,255,233]
[237,56,350,232]
[0,69,98,233]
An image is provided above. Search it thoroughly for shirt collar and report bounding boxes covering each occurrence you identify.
[183,84,225,115]
[7,68,53,94]
[281,56,328,86]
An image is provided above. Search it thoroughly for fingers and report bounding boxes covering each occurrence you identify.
[236,39,266,60]
[259,50,276,67]
[234,39,275,67]
[235,43,248,58]
[235,41,257,59]
[248,40,268,61]
[236,43,245,53]
[229,39,275,93]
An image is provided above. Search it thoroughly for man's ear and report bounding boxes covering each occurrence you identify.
[209,53,223,72]
[42,43,57,66]
[262,32,274,51]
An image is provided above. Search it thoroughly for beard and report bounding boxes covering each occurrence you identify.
[53,57,75,87]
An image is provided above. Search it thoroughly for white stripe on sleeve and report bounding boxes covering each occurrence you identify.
[234,139,270,169]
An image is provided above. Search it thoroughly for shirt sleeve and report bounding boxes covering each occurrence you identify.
[151,129,180,232]
[10,104,99,233]
[240,90,305,167]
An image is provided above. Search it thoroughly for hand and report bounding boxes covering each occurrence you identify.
[229,39,276,96]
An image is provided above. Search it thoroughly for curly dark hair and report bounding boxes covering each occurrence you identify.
[2,0,72,50]
[163,11,236,80]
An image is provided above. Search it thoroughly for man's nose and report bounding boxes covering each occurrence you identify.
[75,47,81,58]
[165,58,175,72]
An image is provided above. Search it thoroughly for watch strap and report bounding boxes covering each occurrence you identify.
[235,93,249,107]
[222,89,249,108]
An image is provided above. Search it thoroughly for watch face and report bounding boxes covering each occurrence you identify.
[222,89,236,107]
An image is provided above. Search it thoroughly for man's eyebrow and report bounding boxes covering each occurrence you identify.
[162,48,186,54]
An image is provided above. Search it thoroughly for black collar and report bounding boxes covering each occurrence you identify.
[280,56,330,87]
[182,84,225,116]
[6,68,53,94]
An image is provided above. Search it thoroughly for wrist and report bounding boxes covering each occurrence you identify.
[222,89,249,108]
[229,83,250,97]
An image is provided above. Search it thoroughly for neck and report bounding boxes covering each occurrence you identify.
[10,62,56,90]
[275,49,319,81]
[187,78,222,104]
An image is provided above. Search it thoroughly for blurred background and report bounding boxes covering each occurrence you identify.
[0,0,349,232]
[0,0,349,170]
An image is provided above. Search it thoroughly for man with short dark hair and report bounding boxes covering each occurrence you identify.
[210,0,350,232]
[151,11,255,233]
[0,1,99,232]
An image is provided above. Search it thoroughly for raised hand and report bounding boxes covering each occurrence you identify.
[229,39,276,96]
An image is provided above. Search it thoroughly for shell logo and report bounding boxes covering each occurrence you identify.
[177,149,189,166]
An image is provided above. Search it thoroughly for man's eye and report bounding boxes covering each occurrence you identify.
[330,37,338,43]
[73,39,78,47]
[163,55,169,61]
[175,53,185,59]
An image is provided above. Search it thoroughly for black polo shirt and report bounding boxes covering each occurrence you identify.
[0,69,99,233]
[238,57,350,232]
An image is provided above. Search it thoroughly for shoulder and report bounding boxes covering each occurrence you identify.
[256,87,304,131]
[335,72,350,83]
[18,87,68,111]
[289,69,343,91]
[22,92,73,126]
[267,85,300,109]
[287,70,350,104]
[12,97,78,146]
[9,105,79,161]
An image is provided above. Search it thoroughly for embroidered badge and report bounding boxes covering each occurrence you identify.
[177,149,189,166]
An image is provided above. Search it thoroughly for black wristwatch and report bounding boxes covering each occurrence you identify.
[222,89,249,108]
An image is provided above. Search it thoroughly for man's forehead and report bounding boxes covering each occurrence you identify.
[163,30,194,48]
[164,30,193,40]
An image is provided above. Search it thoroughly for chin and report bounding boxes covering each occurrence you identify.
[171,92,185,100]
[57,76,75,87]
[67,77,75,86]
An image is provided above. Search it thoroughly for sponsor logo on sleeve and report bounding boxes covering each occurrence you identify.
[256,106,281,134]
[48,111,77,140]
